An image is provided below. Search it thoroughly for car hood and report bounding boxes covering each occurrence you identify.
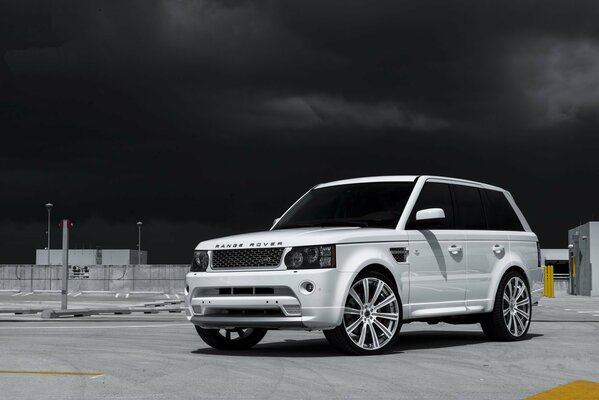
[196,227,408,250]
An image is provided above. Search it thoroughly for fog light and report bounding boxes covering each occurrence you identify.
[299,280,316,295]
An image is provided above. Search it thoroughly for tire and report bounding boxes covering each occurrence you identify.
[195,326,268,350]
[481,271,532,341]
[324,271,402,355]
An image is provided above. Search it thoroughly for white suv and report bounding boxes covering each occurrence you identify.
[185,176,543,354]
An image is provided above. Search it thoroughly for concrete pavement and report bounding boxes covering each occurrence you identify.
[1,294,598,399]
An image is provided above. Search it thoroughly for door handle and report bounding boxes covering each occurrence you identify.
[448,244,463,254]
[492,244,505,254]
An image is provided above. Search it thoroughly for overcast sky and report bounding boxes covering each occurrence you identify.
[1,1,598,263]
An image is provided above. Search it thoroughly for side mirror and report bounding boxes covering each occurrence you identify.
[415,208,445,221]
[271,217,281,228]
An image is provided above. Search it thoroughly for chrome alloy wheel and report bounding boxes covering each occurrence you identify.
[343,277,400,350]
[502,276,531,337]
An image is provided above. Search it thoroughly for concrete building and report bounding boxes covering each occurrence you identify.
[568,222,599,296]
[35,249,147,266]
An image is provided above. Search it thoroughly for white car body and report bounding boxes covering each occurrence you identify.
[185,175,543,333]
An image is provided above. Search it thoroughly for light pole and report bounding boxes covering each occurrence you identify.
[45,203,53,290]
[137,221,143,266]
[45,203,53,265]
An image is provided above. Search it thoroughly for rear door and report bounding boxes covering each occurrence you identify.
[406,181,468,317]
[454,186,512,312]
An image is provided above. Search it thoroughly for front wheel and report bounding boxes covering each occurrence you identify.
[481,271,532,341]
[195,326,268,350]
[324,271,402,355]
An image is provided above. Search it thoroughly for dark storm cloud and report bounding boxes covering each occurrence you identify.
[1,0,599,262]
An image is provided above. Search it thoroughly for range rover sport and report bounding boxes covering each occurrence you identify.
[185,176,543,355]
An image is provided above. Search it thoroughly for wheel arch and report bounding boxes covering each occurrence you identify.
[487,264,530,312]
[352,263,406,307]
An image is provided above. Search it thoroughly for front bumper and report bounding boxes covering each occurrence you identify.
[185,268,352,330]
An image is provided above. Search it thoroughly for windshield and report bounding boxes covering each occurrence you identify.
[274,182,415,229]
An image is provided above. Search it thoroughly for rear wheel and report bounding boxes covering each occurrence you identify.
[324,271,402,355]
[481,271,531,341]
[195,326,267,350]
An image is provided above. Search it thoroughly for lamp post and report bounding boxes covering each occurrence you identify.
[137,221,143,266]
[45,203,53,265]
[45,203,53,290]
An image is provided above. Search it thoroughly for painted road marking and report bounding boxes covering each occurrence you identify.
[11,293,21,297]
[528,380,599,400]
[0,323,189,330]
[0,370,104,377]
[73,292,81,298]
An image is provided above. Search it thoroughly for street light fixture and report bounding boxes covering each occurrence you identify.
[137,221,143,266]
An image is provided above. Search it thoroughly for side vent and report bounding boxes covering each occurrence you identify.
[390,247,408,262]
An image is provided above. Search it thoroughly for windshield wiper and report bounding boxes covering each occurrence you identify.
[275,220,369,229]
[317,220,369,227]
[274,223,321,229]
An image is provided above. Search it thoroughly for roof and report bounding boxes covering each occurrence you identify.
[315,175,506,192]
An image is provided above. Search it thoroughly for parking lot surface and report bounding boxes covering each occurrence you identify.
[1,293,598,400]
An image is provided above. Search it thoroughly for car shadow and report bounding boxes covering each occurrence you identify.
[191,330,544,358]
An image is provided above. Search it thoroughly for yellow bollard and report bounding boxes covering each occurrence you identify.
[550,265,555,297]
[543,265,555,298]
[543,266,547,297]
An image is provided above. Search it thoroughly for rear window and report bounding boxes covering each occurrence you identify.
[482,189,524,231]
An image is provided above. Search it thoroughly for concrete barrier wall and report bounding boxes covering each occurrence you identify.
[0,265,189,294]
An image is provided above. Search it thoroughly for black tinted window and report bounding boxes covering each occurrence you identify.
[482,189,524,231]
[275,182,415,229]
[406,183,454,229]
[452,185,486,230]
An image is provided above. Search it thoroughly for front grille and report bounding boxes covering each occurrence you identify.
[212,248,285,269]
[195,286,295,297]
[282,305,302,316]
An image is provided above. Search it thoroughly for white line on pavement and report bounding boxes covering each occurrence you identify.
[0,323,189,330]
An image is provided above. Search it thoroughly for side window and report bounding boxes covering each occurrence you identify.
[482,189,524,231]
[452,185,486,230]
[406,183,454,229]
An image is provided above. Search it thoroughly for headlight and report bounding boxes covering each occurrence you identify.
[191,250,209,272]
[284,245,336,269]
